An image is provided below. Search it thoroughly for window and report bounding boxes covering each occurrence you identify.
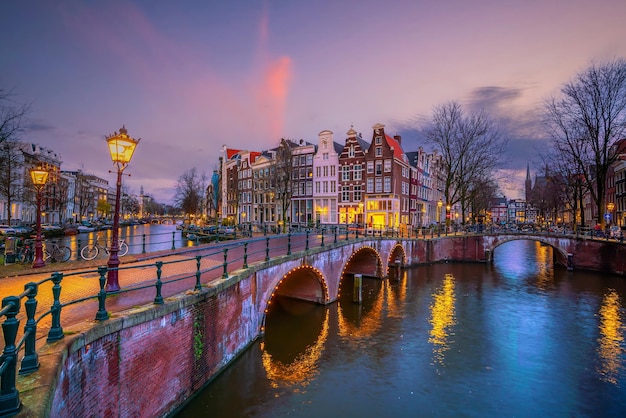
[300,168,306,178]
[323,181,328,193]
[316,166,321,177]
[323,166,328,177]
[349,146,355,157]
[376,147,382,156]
[330,165,335,176]
[353,164,362,180]
[375,178,382,193]
[367,178,374,193]
[300,156,306,165]
[293,156,298,166]
[384,159,391,172]
[306,155,313,165]
[367,161,374,173]
[376,162,382,175]
[330,181,336,193]
[315,182,320,193]
[384,177,391,193]
[323,153,329,160]
[375,136,382,144]
[342,165,351,181]
[342,186,351,202]
[354,185,362,201]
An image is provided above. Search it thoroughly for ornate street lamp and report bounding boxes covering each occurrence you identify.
[105,126,140,292]
[30,167,49,268]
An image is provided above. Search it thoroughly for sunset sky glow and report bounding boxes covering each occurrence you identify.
[2,0,626,203]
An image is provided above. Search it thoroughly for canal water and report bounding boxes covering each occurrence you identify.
[176,240,626,417]
[51,223,191,261]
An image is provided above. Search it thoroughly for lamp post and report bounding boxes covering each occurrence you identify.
[30,167,49,268]
[105,126,140,292]
[437,199,443,236]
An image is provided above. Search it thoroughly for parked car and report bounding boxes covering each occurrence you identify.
[218,226,235,235]
[610,225,622,239]
[0,225,16,235]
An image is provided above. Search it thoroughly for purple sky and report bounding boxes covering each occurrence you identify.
[2,0,625,203]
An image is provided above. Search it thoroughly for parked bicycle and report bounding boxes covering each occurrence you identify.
[44,240,72,263]
[15,238,34,264]
[80,238,129,260]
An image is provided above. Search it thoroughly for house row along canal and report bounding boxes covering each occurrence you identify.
[175,239,626,417]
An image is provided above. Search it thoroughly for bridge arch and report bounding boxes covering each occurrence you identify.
[261,265,329,332]
[341,245,383,279]
[489,236,569,267]
[386,244,406,276]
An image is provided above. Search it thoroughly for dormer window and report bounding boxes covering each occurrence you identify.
[375,136,382,144]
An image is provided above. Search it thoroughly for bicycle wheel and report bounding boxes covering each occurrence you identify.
[43,248,51,261]
[57,246,71,262]
[119,241,129,256]
[81,245,99,260]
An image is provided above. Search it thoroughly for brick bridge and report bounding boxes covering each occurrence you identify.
[20,233,626,417]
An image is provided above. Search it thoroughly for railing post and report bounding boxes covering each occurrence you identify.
[306,231,309,251]
[47,272,64,342]
[172,231,176,250]
[334,226,338,244]
[95,266,109,321]
[264,224,267,236]
[243,242,249,268]
[20,282,39,375]
[195,255,202,291]
[0,296,21,417]
[265,237,270,261]
[287,233,292,255]
[222,248,229,279]
[321,229,325,247]
[142,234,146,254]
[356,227,359,239]
[154,261,164,304]
[345,226,349,241]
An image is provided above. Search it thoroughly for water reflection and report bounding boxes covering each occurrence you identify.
[262,296,329,388]
[494,240,554,288]
[337,276,385,341]
[597,289,624,384]
[428,273,456,367]
[50,224,187,260]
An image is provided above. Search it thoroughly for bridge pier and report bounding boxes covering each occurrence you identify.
[485,249,492,263]
[353,274,362,304]
[567,253,573,271]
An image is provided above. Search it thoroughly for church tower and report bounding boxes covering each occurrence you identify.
[525,163,532,202]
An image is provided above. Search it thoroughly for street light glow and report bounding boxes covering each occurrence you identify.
[106,125,140,169]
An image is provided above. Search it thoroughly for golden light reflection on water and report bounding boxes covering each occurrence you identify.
[429,273,456,366]
[337,281,385,339]
[261,309,329,389]
[534,242,553,289]
[597,289,624,385]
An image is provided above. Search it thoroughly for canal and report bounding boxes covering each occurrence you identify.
[175,239,626,417]
[50,223,191,260]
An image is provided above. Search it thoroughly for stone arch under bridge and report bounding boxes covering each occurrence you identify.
[386,243,407,277]
[341,245,384,279]
[484,235,570,267]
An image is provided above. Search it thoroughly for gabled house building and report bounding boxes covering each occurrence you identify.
[312,130,342,225]
[363,123,411,231]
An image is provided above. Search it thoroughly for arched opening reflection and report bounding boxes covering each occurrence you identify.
[262,297,329,388]
[493,240,556,286]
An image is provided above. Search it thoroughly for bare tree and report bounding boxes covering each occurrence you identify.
[272,139,293,232]
[0,88,30,224]
[423,101,507,225]
[174,167,206,225]
[543,58,626,228]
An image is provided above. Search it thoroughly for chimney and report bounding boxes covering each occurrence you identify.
[393,134,401,145]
